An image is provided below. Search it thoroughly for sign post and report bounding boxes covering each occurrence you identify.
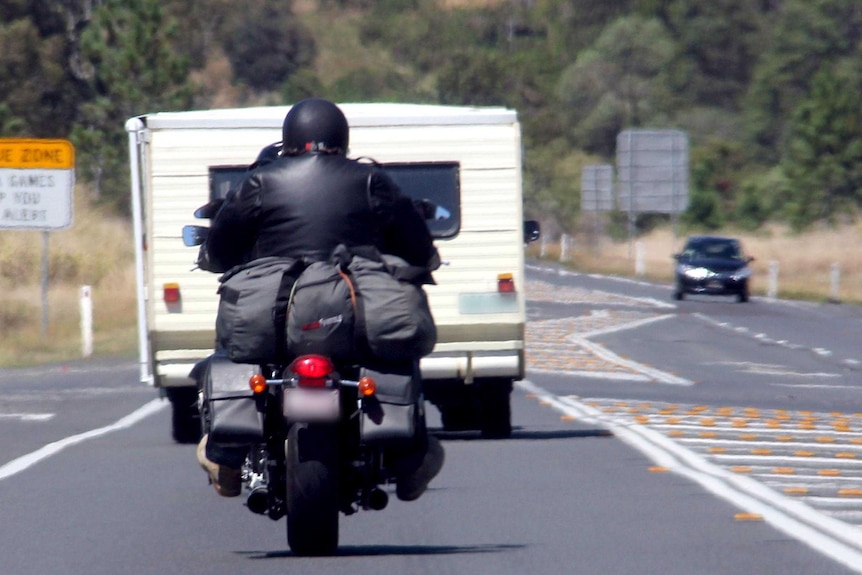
[0,139,75,336]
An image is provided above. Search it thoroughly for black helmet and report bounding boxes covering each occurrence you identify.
[281,98,349,156]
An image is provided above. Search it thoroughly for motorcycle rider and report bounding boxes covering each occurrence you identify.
[197,97,444,502]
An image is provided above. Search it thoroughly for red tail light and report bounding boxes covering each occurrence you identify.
[289,354,334,387]
[497,273,515,293]
[163,282,181,303]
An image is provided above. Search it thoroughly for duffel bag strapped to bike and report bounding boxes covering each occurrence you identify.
[202,353,264,448]
[343,247,437,366]
[215,256,304,364]
[359,364,423,445]
[285,259,357,363]
[285,244,436,369]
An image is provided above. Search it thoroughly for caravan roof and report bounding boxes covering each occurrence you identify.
[138,103,517,130]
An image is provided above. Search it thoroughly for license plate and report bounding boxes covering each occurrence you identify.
[283,388,340,422]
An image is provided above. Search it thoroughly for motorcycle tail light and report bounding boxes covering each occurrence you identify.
[497,273,515,293]
[289,355,334,387]
[249,374,268,394]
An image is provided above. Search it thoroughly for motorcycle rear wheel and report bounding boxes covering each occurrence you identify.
[284,423,340,556]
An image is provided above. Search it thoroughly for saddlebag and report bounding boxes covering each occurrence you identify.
[359,366,421,445]
[201,354,264,448]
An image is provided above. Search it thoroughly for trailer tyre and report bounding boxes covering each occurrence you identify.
[478,378,513,439]
[167,387,202,444]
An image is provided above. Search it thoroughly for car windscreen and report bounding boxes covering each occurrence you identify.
[684,239,742,260]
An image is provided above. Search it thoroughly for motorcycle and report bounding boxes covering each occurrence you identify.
[183,203,436,557]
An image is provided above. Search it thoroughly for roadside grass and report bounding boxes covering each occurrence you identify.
[0,192,138,367]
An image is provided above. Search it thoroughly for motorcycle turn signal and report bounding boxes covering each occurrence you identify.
[249,374,268,394]
[357,377,376,397]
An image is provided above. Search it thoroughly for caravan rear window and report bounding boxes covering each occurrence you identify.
[209,165,248,202]
[207,160,460,240]
[382,162,460,239]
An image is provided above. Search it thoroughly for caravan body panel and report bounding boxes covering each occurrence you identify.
[128,104,526,388]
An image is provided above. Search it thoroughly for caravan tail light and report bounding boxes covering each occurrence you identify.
[289,355,334,387]
[497,273,515,293]
[163,282,181,303]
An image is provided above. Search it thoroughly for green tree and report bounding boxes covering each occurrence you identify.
[0,17,77,137]
[556,15,678,155]
[745,0,862,159]
[73,0,194,210]
[661,0,765,107]
[222,0,315,92]
[780,67,862,228]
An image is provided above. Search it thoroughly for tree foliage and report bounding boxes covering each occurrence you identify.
[222,0,316,92]
[780,68,862,228]
[72,0,194,210]
[1,0,861,232]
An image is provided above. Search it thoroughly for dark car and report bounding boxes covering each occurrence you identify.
[673,236,753,302]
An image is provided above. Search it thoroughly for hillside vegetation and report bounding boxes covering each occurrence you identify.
[3,1,862,232]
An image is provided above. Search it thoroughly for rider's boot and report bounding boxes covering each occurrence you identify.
[395,434,445,501]
[196,434,242,497]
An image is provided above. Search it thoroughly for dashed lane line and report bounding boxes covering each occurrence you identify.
[0,413,55,422]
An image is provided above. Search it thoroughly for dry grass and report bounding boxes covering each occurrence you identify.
[0,192,138,367]
[528,224,862,303]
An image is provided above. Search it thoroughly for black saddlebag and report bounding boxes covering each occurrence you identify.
[359,365,422,446]
[201,353,263,448]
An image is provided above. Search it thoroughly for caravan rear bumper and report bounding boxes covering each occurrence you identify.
[420,348,524,382]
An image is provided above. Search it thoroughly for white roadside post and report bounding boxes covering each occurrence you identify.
[768,260,779,299]
[80,285,93,357]
[635,240,646,276]
[830,262,841,303]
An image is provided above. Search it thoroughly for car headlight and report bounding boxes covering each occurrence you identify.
[730,267,751,281]
[680,265,711,280]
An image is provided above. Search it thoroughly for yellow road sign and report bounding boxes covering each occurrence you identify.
[0,139,75,169]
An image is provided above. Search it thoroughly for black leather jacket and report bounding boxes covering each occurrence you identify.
[206,152,439,276]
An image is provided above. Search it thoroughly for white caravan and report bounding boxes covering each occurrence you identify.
[126,103,538,440]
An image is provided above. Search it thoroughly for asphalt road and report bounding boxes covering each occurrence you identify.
[1,261,861,574]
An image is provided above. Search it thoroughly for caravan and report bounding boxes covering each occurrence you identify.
[127,103,537,440]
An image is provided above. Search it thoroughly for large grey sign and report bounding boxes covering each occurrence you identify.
[581,164,614,212]
[616,130,688,214]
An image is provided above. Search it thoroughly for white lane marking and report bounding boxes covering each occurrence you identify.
[693,312,862,366]
[0,399,167,481]
[568,332,693,386]
[517,379,862,574]
[0,413,55,422]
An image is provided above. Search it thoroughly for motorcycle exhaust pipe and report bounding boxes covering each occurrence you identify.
[367,488,388,511]
[246,487,269,515]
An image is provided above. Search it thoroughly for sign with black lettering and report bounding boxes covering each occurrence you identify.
[0,139,74,230]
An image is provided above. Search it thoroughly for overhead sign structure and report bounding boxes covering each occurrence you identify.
[0,139,75,230]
